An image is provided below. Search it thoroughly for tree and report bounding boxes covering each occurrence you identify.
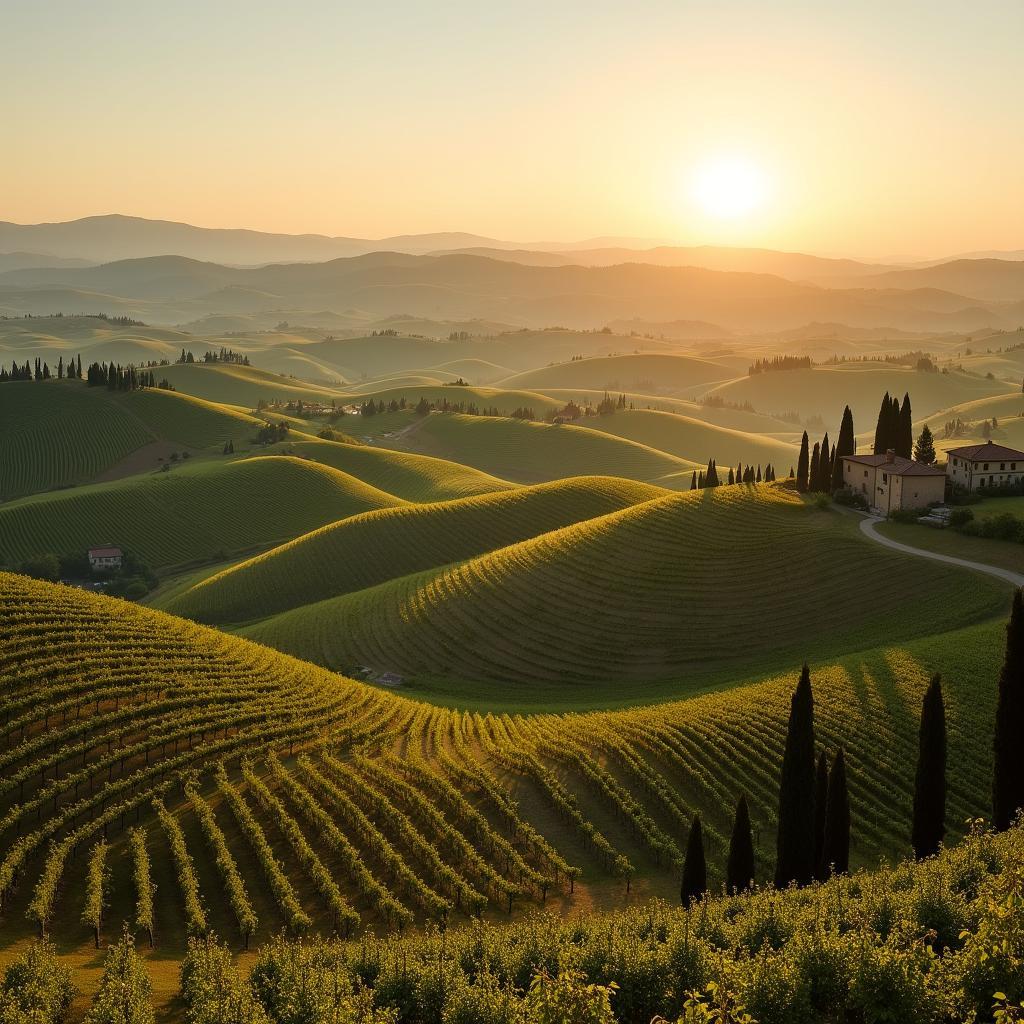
[726,796,754,894]
[831,405,855,490]
[727,467,735,485]
[796,433,809,492]
[912,674,946,859]
[680,814,706,907]
[813,751,829,880]
[873,393,892,454]
[809,443,821,492]
[914,424,937,465]
[818,433,831,492]
[705,459,719,487]
[775,664,816,887]
[690,471,697,490]
[994,589,1024,830]
[822,748,850,876]
[898,393,914,458]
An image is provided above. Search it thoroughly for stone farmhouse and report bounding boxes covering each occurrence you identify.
[841,450,945,513]
[946,441,1024,493]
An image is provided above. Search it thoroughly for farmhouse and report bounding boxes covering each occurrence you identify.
[87,546,123,571]
[841,450,945,513]
[946,441,1024,492]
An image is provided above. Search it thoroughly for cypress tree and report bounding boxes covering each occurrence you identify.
[831,405,855,490]
[898,393,913,458]
[887,394,901,452]
[755,464,762,483]
[873,393,891,454]
[690,471,697,490]
[736,462,742,485]
[697,471,705,488]
[796,433,809,492]
[822,748,850,876]
[775,664,816,888]
[914,424,937,465]
[789,466,794,480]
[912,674,946,859]
[726,796,755,894]
[809,443,821,492]
[680,814,706,907]
[727,467,735,485]
[819,433,831,491]
[813,751,829,880]
[994,589,1024,830]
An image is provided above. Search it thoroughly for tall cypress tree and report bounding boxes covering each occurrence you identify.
[690,471,697,490]
[822,748,850,876]
[796,433,809,492]
[898,393,913,459]
[873,393,891,454]
[680,814,707,907]
[775,664,816,887]
[887,395,902,452]
[994,589,1024,830]
[912,674,946,859]
[819,433,831,492]
[831,405,855,490]
[813,751,829,880]
[726,796,755,894]
[809,443,821,492]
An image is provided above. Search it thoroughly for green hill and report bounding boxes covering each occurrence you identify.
[0,456,402,571]
[242,485,1008,707]
[0,380,265,501]
[578,408,796,469]
[392,412,700,486]
[162,476,667,624]
[281,438,514,501]
[496,353,736,395]
[707,363,1011,427]
[158,363,346,406]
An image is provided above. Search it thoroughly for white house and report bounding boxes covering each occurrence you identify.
[946,442,1024,493]
[841,450,946,513]
[88,546,123,571]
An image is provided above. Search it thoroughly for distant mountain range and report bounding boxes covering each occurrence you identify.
[2,249,1022,335]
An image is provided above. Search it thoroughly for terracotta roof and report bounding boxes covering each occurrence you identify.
[841,453,945,476]
[88,547,122,558]
[946,441,1024,461]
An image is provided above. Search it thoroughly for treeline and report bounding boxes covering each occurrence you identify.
[796,404,856,492]
[748,355,813,375]
[176,347,250,365]
[873,390,913,456]
[689,460,778,489]
[1,354,83,382]
[86,363,174,392]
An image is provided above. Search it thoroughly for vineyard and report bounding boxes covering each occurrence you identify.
[0,569,1012,974]
[163,476,667,624]
[0,380,265,501]
[0,457,403,571]
[394,413,701,487]
[241,485,1009,707]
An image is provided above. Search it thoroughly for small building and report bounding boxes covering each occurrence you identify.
[945,441,1024,492]
[87,546,123,571]
[841,451,946,514]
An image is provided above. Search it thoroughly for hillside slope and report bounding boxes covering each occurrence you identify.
[0,380,265,500]
[0,456,402,570]
[243,485,1008,704]
[163,476,667,623]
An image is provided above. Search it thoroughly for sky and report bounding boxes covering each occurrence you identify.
[3,0,1023,258]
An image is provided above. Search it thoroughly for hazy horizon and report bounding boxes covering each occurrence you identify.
[4,1,1023,258]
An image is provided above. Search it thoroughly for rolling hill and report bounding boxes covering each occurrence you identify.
[390,412,700,486]
[0,456,402,571]
[161,476,667,624]
[241,485,1008,705]
[707,363,1012,428]
[0,380,266,501]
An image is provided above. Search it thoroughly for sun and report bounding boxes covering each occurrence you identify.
[690,155,768,220]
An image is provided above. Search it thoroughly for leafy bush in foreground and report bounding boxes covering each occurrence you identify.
[177,822,1024,1024]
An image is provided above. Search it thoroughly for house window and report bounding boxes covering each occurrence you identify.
[1001,463,1006,471]
[882,473,888,483]
[1013,463,1017,470]
[864,469,868,478]
[984,463,990,470]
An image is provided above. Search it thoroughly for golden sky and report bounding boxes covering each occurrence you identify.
[3,1,1023,258]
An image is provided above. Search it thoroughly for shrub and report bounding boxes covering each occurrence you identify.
[833,487,869,511]
[949,507,975,528]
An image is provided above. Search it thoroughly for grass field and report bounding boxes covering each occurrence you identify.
[578,408,796,469]
[241,485,1009,708]
[161,476,668,624]
[391,412,700,486]
[0,570,1013,1021]
[496,353,736,395]
[707,363,1012,427]
[0,456,403,571]
[281,438,515,501]
[0,380,266,501]
[876,519,1024,574]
